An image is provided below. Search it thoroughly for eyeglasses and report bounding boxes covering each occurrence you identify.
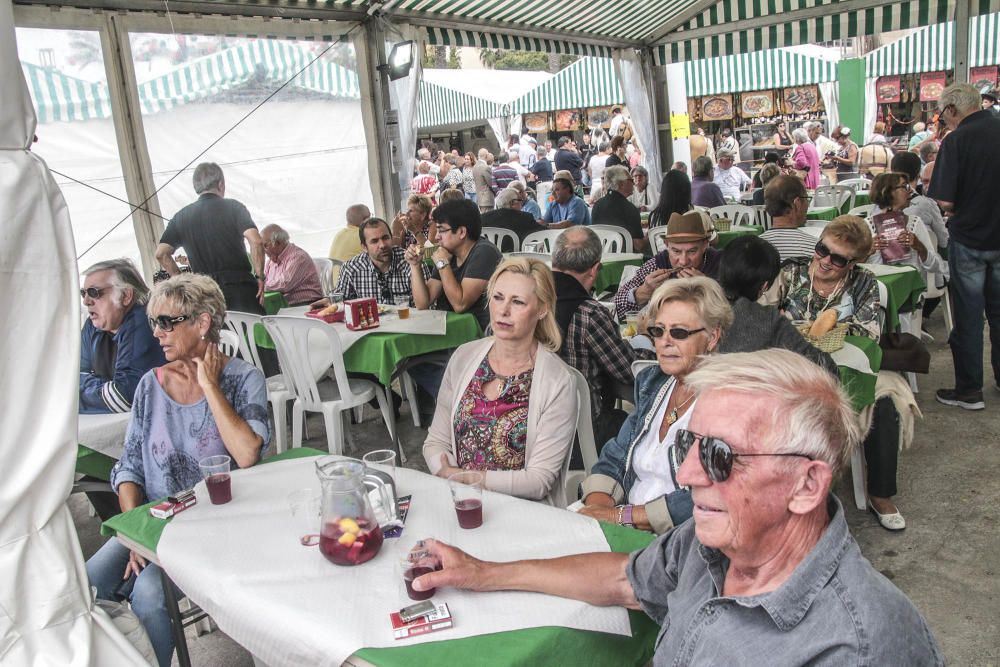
[814,241,854,268]
[436,226,453,235]
[646,325,706,340]
[675,429,813,482]
[893,185,910,191]
[148,314,191,332]
[80,286,111,300]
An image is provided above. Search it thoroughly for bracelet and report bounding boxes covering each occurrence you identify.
[616,505,625,525]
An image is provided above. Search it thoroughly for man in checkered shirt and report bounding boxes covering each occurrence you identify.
[552,227,654,453]
[333,217,429,304]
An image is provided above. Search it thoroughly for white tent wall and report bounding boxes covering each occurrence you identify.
[613,48,663,194]
[387,23,423,202]
[0,0,147,662]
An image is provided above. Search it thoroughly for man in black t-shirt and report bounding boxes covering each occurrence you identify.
[591,165,646,253]
[554,136,584,184]
[481,189,546,250]
[155,162,265,314]
[928,84,1000,411]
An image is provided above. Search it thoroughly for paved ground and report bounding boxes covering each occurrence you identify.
[72,311,1000,665]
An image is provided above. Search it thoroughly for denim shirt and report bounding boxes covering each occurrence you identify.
[627,495,944,666]
[582,367,692,533]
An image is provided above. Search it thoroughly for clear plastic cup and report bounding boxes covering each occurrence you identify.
[287,488,320,546]
[448,471,484,529]
[394,296,411,319]
[199,455,232,505]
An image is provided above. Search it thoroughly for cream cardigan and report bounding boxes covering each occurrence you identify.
[422,337,578,501]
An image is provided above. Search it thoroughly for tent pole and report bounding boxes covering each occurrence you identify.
[355,21,398,220]
[954,0,971,83]
[99,12,163,282]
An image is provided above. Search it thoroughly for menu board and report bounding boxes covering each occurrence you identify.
[783,85,821,113]
[740,90,775,117]
[971,66,997,91]
[701,94,734,121]
[585,107,611,128]
[523,112,549,132]
[876,76,901,103]
[555,109,581,131]
[919,72,947,102]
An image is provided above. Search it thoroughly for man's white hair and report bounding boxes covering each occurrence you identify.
[604,165,631,192]
[912,122,926,133]
[938,83,982,115]
[685,349,861,478]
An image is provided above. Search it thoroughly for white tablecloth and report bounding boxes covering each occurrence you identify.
[158,459,629,666]
[78,412,131,458]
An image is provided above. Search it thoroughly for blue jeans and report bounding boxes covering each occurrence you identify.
[464,191,477,203]
[947,240,1000,392]
[86,538,175,667]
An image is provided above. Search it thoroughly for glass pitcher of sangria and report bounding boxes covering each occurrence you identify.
[315,457,392,566]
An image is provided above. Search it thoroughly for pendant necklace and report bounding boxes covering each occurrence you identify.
[665,390,696,427]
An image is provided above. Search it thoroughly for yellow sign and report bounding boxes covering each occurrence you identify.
[670,112,691,140]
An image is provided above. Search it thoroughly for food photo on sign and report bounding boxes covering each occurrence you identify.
[586,107,610,128]
[555,109,581,131]
[740,90,775,117]
[700,94,734,121]
[524,113,549,133]
[783,85,821,114]
[876,76,902,104]
[970,66,997,91]
[919,72,947,102]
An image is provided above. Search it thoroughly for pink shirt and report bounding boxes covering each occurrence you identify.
[264,243,324,305]
[792,142,821,189]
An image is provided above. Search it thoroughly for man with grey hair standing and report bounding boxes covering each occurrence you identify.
[156,162,265,314]
[80,258,165,415]
[407,349,944,666]
[472,148,496,213]
[930,83,1000,410]
[329,203,370,263]
[713,149,750,199]
[552,227,653,450]
[591,165,646,252]
[261,224,324,306]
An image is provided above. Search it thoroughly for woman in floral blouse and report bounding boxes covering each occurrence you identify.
[422,257,577,502]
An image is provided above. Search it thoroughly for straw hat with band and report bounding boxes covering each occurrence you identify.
[665,211,714,242]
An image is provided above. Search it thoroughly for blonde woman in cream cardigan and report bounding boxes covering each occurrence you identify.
[423,257,578,502]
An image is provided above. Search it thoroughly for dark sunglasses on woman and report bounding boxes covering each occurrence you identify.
[646,325,706,341]
[148,314,191,332]
[675,428,813,482]
[814,241,854,269]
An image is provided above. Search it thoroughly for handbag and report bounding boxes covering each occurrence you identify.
[879,332,930,374]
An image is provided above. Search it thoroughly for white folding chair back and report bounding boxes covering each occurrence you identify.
[709,204,755,227]
[838,177,870,193]
[217,329,240,357]
[507,252,552,263]
[590,224,633,253]
[521,229,563,254]
[481,227,521,252]
[262,316,397,457]
[226,310,294,453]
[631,359,658,378]
[848,204,875,218]
[648,227,668,255]
[813,185,853,211]
[801,224,824,237]
[312,257,334,296]
[752,204,773,230]
[562,366,597,507]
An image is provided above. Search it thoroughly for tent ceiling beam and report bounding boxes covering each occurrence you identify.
[13,0,368,23]
[657,0,897,44]
[646,0,728,44]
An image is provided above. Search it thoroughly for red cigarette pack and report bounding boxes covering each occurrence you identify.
[345,297,380,331]
[389,603,453,640]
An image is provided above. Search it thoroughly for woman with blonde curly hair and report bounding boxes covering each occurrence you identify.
[423,257,577,501]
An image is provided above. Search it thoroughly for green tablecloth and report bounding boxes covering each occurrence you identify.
[806,206,838,221]
[841,192,870,215]
[77,444,117,481]
[103,449,659,666]
[716,225,763,249]
[343,312,482,385]
[594,257,643,294]
[870,266,926,331]
[254,291,289,349]
[837,335,883,411]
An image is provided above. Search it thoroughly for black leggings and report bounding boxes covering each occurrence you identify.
[864,397,899,498]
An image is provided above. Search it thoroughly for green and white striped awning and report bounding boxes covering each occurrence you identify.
[21,62,110,123]
[423,27,612,58]
[418,80,505,128]
[509,57,622,115]
[684,49,837,96]
[864,22,953,77]
[971,11,1000,67]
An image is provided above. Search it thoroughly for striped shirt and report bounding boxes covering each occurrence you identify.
[760,228,818,262]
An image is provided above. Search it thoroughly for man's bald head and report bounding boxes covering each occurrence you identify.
[346,204,371,227]
[261,224,289,261]
[552,226,602,273]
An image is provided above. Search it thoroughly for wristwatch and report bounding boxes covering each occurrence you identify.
[617,504,635,527]
[435,259,449,270]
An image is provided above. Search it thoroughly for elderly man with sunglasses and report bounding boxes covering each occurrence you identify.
[80,259,165,414]
[407,349,942,665]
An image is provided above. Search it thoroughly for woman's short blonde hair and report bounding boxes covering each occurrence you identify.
[822,215,874,260]
[407,193,433,215]
[647,276,734,334]
[148,273,227,344]
[486,257,562,352]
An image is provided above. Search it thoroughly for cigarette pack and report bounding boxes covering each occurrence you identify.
[149,490,197,519]
[345,297,380,331]
[389,603,453,640]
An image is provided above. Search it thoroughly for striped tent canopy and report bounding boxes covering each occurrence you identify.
[864,22,953,77]
[509,57,621,115]
[418,79,505,128]
[684,48,837,96]
[21,62,110,123]
[970,11,1000,67]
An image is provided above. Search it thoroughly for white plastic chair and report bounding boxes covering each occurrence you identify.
[813,185,854,211]
[481,227,521,253]
[218,329,240,357]
[752,204,773,230]
[507,252,552,263]
[261,316,398,459]
[848,204,875,218]
[562,366,597,507]
[631,359,658,378]
[313,257,334,296]
[521,229,564,254]
[648,227,668,255]
[226,311,293,455]
[589,224,633,253]
[838,177,871,193]
[709,204,755,227]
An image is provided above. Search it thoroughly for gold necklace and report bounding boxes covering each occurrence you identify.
[665,389,696,427]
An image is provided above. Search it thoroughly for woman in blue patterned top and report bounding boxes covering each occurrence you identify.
[85,273,269,667]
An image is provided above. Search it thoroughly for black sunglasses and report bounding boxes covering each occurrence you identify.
[814,241,853,269]
[80,286,110,299]
[675,429,813,482]
[148,314,191,332]
[646,325,706,341]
